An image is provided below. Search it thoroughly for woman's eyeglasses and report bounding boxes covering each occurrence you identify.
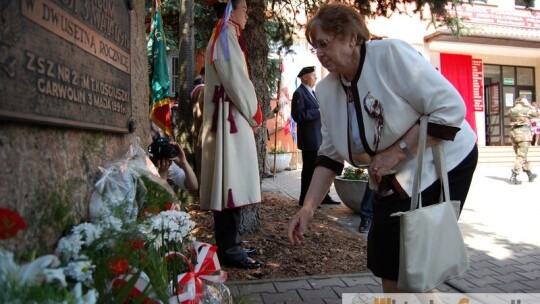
[310,35,335,54]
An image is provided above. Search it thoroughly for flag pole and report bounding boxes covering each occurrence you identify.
[273,108,278,180]
[273,52,284,180]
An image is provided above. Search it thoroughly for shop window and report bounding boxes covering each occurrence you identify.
[502,66,515,86]
[484,64,501,84]
[517,67,534,86]
[515,0,530,7]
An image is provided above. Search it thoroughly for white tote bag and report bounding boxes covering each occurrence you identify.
[395,116,469,292]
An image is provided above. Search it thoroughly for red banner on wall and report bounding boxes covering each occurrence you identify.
[472,59,484,112]
[440,53,477,134]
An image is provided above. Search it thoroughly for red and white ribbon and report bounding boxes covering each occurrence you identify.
[168,241,228,304]
[111,269,159,304]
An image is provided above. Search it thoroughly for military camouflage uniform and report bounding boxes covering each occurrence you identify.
[508,98,539,183]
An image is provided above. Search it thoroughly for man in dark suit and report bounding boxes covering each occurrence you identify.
[291,66,339,206]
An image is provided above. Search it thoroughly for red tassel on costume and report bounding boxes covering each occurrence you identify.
[253,103,263,127]
[227,189,235,208]
[228,107,238,134]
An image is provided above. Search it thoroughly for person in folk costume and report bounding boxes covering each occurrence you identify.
[199,0,264,269]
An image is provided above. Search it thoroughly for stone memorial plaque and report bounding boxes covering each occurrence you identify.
[0,0,133,133]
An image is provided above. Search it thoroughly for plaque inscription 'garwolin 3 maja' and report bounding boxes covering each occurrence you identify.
[0,0,132,133]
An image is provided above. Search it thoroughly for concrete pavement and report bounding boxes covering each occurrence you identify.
[226,165,540,303]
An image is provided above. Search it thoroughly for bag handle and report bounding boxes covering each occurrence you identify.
[410,116,451,211]
[410,116,428,210]
[433,145,451,202]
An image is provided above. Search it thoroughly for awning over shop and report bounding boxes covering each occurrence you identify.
[424,25,540,49]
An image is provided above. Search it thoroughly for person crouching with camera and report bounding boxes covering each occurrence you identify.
[148,137,198,192]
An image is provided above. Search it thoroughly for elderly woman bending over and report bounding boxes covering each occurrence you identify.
[287,3,478,292]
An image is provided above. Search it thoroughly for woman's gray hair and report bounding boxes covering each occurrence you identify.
[306,3,370,47]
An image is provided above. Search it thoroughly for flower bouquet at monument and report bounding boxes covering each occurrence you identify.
[1,208,99,303]
[1,139,232,303]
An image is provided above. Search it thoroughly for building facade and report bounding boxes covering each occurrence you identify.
[283,0,540,147]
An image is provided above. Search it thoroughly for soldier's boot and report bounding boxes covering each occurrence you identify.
[524,170,537,182]
[509,172,522,185]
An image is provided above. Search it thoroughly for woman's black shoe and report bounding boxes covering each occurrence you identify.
[225,257,263,269]
[244,247,259,255]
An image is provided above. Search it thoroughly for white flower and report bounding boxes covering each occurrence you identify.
[56,233,83,261]
[101,215,124,231]
[72,282,98,304]
[43,268,68,287]
[72,223,103,246]
[139,210,195,249]
[0,250,60,287]
[65,261,94,285]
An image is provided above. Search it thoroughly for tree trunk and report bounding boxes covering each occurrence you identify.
[238,0,271,234]
[176,0,198,203]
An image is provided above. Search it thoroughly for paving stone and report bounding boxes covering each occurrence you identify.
[515,263,540,272]
[469,260,498,270]
[297,286,339,301]
[467,267,500,278]
[465,275,503,287]
[492,281,535,292]
[289,299,326,304]
[446,277,479,291]
[260,290,301,304]
[365,284,383,293]
[324,298,343,304]
[236,292,264,304]
[513,249,540,257]
[228,284,240,296]
[308,277,347,289]
[517,269,540,280]
[236,282,277,295]
[491,265,525,275]
[461,285,506,293]
[334,285,379,294]
[492,273,531,284]
[468,251,496,262]
[341,275,380,287]
[488,258,520,268]
[274,280,312,292]
[434,283,461,293]
[520,278,540,291]
[508,255,539,264]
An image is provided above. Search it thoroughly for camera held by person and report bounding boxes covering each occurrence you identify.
[148,137,198,191]
[148,137,180,165]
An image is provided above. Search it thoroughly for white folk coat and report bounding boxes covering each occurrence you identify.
[199,22,261,211]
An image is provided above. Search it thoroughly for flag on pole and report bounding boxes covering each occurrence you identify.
[290,118,297,142]
[147,0,172,137]
[276,52,291,128]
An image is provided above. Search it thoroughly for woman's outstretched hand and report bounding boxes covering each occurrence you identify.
[287,207,316,245]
